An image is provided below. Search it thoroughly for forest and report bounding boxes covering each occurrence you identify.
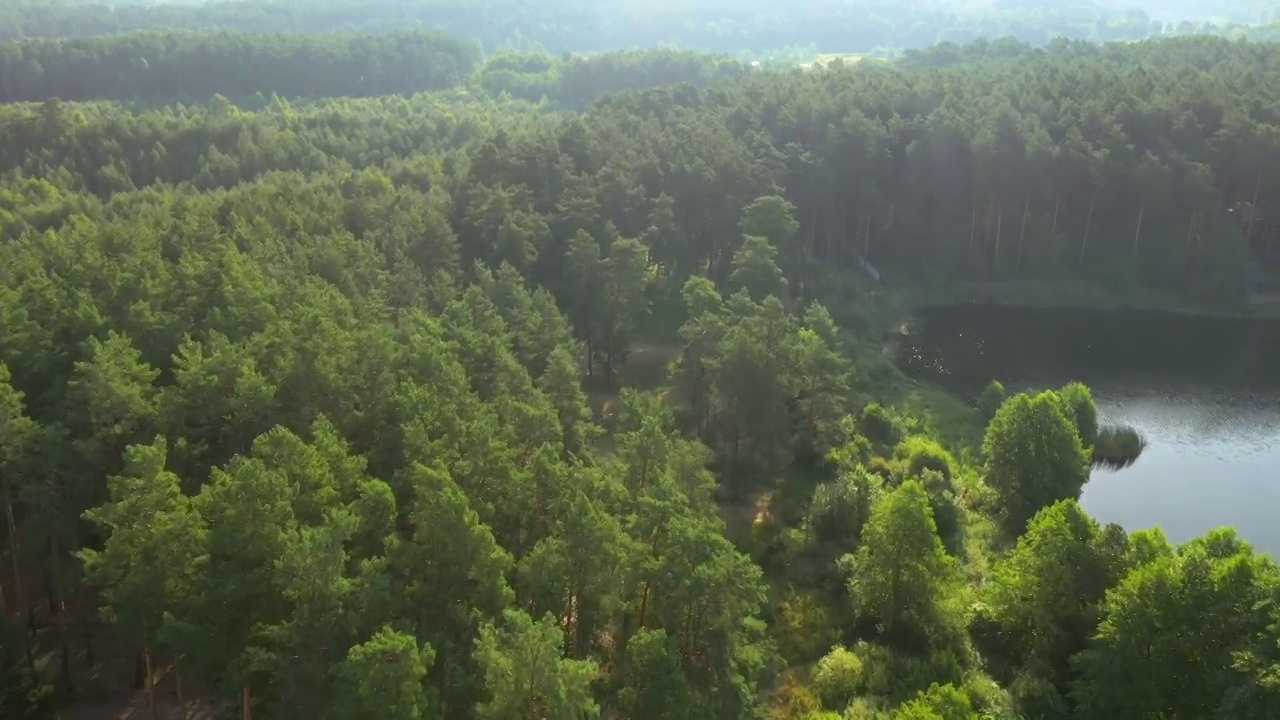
[1,19,1280,720]
[1,0,1278,56]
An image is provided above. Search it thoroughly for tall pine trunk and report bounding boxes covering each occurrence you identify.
[806,204,820,287]
[1052,197,1061,234]
[1247,172,1262,246]
[4,494,21,610]
[863,214,872,260]
[49,535,62,615]
[1132,199,1145,258]
[1079,191,1097,267]
[144,646,159,720]
[1017,196,1030,269]
[0,485,10,609]
[993,203,1003,264]
[836,202,845,261]
[80,606,95,665]
[67,532,93,665]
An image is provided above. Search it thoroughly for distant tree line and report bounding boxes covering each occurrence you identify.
[0,34,1276,301]
[0,0,1202,54]
[0,31,747,107]
[0,30,483,103]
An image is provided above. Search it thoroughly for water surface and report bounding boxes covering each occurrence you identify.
[898,305,1280,555]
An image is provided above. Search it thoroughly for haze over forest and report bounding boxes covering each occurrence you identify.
[2,0,1279,55]
[2,2,1280,720]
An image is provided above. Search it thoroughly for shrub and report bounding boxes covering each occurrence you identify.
[1057,381,1099,448]
[812,645,865,710]
[1093,424,1146,469]
[977,379,1007,421]
[895,436,957,482]
[769,670,824,720]
[859,402,905,448]
[806,465,880,554]
[867,455,898,480]
[774,590,840,665]
[919,469,962,556]
[1009,670,1069,719]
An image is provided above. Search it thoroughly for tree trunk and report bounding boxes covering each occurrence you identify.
[969,205,977,249]
[804,203,819,291]
[1079,191,1097,267]
[1132,199,1145,258]
[811,202,821,252]
[81,607,95,665]
[1247,172,1262,246]
[993,203,1003,263]
[242,686,253,720]
[5,496,22,610]
[144,646,159,720]
[525,638,545,716]
[44,568,57,615]
[836,202,845,260]
[637,583,650,628]
[1186,211,1197,248]
[863,214,872,259]
[1052,197,1061,234]
[47,535,61,615]
[1017,196,1030,269]
[61,638,73,694]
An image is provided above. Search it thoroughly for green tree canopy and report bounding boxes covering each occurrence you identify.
[982,391,1090,535]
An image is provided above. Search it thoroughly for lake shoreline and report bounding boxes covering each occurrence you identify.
[896,300,1280,557]
[915,298,1280,320]
[904,280,1280,321]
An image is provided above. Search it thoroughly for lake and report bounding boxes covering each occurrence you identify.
[895,304,1280,556]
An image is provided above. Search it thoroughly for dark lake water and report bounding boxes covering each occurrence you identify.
[896,305,1280,556]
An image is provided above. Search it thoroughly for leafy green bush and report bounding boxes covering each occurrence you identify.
[806,464,880,554]
[859,403,905,449]
[977,380,1007,421]
[919,469,962,556]
[867,456,898,480]
[812,645,865,710]
[1093,424,1147,469]
[774,590,840,665]
[1057,381,1099,448]
[896,436,957,482]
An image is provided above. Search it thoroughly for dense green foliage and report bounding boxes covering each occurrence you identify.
[0,615,57,720]
[1092,424,1148,468]
[0,30,746,107]
[1,20,1279,720]
[0,30,483,103]
[1,34,1278,302]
